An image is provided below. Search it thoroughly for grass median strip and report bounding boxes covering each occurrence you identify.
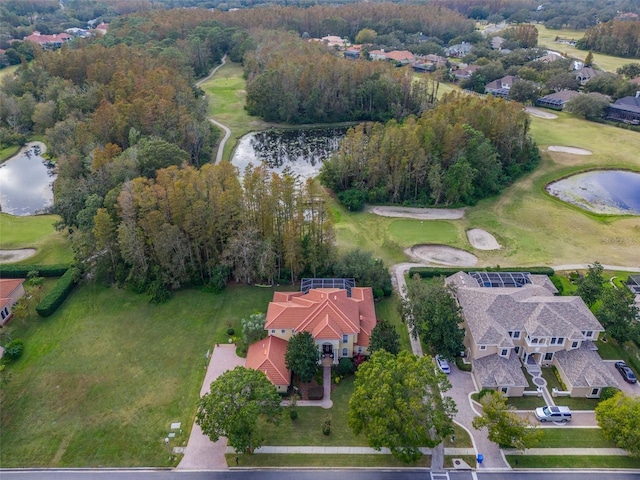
[506,455,640,469]
[226,453,431,468]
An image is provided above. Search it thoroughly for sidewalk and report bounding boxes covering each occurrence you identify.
[177,344,245,470]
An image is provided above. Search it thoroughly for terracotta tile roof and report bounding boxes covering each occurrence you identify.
[24,31,72,45]
[0,278,24,311]
[265,287,376,346]
[246,336,291,387]
[385,50,415,62]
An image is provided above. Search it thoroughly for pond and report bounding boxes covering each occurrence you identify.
[231,127,347,179]
[546,170,640,215]
[0,142,56,216]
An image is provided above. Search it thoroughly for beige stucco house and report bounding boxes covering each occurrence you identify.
[246,286,376,390]
[446,271,617,398]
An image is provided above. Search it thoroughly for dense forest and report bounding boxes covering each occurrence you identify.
[321,92,539,208]
[577,19,640,58]
[243,32,439,124]
[90,163,335,299]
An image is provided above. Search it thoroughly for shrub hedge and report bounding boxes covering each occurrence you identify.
[0,264,70,278]
[35,267,78,317]
[407,266,555,279]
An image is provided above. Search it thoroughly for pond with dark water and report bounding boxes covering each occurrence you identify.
[0,142,56,216]
[231,127,347,179]
[546,170,640,215]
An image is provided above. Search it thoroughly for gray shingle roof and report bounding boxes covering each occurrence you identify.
[554,343,618,388]
[446,272,603,347]
[473,353,528,388]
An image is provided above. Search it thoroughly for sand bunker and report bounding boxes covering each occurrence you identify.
[466,229,502,250]
[367,206,465,220]
[409,245,478,267]
[0,249,36,263]
[525,107,558,120]
[547,146,592,155]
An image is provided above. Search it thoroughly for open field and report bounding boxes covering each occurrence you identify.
[0,213,73,265]
[534,24,633,73]
[0,144,20,162]
[0,283,294,467]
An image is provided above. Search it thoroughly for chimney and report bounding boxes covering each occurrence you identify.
[636,91,640,98]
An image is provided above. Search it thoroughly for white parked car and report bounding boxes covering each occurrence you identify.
[534,405,572,423]
[435,355,451,374]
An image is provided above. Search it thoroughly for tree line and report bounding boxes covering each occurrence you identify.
[243,31,439,124]
[321,92,539,208]
[578,19,640,59]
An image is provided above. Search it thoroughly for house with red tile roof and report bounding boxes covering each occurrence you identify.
[23,31,72,49]
[247,287,376,389]
[0,279,25,326]
[246,336,291,393]
[385,50,415,64]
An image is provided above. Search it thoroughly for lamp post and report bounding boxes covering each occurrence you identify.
[164,437,172,461]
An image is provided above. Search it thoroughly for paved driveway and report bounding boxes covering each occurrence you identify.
[177,344,245,470]
[603,360,640,396]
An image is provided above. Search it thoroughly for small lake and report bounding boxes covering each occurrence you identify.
[546,170,640,215]
[0,142,56,216]
[231,127,347,179]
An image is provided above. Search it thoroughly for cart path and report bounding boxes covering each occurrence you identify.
[196,56,231,164]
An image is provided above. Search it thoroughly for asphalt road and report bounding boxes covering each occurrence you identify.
[1,470,639,480]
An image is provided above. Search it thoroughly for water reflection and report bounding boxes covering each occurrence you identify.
[0,142,56,216]
[231,127,347,179]
[546,170,640,215]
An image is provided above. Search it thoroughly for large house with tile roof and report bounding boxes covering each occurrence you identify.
[446,271,617,398]
[0,278,25,326]
[246,286,376,391]
[23,31,72,49]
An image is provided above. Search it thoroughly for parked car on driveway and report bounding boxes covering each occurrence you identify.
[615,361,637,384]
[534,405,572,423]
[435,355,451,374]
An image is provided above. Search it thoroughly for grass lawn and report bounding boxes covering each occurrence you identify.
[535,24,631,73]
[537,428,616,448]
[506,455,640,469]
[226,453,431,467]
[505,396,545,410]
[0,144,20,162]
[0,282,293,467]
[0,213,73,265]
[262,376,368,447]
[374,294,412,353]
[596,337,640,373]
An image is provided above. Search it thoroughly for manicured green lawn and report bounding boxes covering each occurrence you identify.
[596,337,640,374]
[505,396,545,410]
[506,455,640,469]
[374,294,412,353]
[262,376,368,447]
[226,453,431,467]
[0,283,293,467]
[0,213,73,265]
[200,60,271,161]
[0,144,20,162]
[537,428,616,448]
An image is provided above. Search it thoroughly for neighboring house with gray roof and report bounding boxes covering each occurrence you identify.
[446,271,612,397]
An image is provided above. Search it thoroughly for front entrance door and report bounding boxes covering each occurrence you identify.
[322,344,333,355]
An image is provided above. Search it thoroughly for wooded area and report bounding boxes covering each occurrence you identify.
[321,92,539,207]
[243,31,439,124]
[578,19,640,58]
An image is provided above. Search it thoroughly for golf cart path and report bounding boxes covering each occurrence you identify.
[196,56,231,164]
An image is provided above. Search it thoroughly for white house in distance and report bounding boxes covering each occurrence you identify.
[446,271,617,398]
[246,280,376,392]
